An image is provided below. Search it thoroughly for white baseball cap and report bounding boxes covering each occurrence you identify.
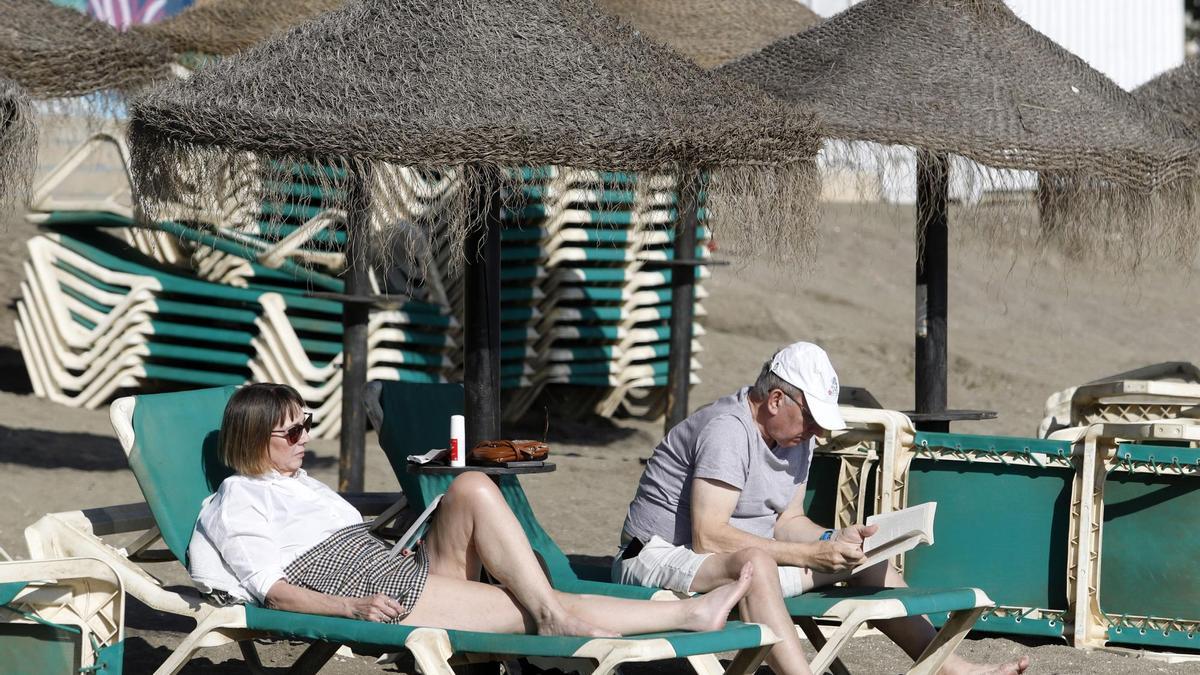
[769,342,846,431]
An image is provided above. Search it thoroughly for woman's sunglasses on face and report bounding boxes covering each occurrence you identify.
[271,412,313,445]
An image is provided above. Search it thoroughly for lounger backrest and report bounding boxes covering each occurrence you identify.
[377,381,464,497]
[127,386,239,565]
[901,432,1073,637]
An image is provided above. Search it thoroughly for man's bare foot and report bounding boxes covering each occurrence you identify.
[941,654,1030,675]
[683,561,755,632]
[536,609,619,638]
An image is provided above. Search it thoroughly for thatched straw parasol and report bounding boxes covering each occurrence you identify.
[129,0,823,488]
[1136,58,1200,136]
[0,0,173,100]
[133,0,344,57]
[0,76,36,210]
[719,0,1200,426]
[596,0,821,68]
[593,0,822,430]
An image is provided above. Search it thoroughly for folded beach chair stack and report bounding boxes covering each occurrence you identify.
[495,167,711,421]
[25,128,190,268]
[13,231,456,436]
[0,557,126,675]
[21,139,713,425]
[1038,362,1200,437]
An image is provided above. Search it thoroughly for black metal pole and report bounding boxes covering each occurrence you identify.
[339,165,371,492]
[915,151,949,430]
[463,168,503,448]
[664,170,703,433]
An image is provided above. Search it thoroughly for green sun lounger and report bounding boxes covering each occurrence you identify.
[373,381,994,675]
[26,386,777,675]
[0,558,126,675]
[894,433,1076,639]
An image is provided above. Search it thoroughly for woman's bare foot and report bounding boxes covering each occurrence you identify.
[535,608,619,638]
[941,654,1030,675]
[683,561,755,632]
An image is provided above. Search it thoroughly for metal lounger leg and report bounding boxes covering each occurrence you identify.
[289,641,343,674]
[906,607,986,675]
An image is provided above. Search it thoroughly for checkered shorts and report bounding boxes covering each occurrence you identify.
[284,523,429,623]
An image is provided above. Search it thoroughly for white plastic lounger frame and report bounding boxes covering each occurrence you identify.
[0,557,126,670]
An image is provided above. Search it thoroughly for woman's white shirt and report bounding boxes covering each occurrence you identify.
[188,469,363,604]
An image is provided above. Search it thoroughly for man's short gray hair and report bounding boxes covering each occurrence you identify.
[749,355,804,402]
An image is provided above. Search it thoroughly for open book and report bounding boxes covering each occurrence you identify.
[853,502,936,573]
[389,494,443,557]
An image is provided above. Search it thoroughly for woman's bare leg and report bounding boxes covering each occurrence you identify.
[419,473,753,637]
[555,562,753,634]
[405,568,754,636]
[421,473,612,636]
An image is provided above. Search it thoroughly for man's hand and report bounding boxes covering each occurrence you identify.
[345,593,407,622]
[806,540,868,573]
[834,523,878,546]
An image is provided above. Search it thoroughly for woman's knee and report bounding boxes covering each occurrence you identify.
[446,471,500,505]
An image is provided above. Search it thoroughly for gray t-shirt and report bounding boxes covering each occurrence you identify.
[622,387,813,546]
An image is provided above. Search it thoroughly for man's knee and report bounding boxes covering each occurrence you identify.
[731,547,778,578]
[849,559,894,586]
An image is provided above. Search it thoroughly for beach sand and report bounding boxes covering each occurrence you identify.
[1,203,1198,673]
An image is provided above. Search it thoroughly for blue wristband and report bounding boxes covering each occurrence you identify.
[819,529,835,541]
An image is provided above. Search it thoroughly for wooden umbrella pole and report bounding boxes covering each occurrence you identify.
[914,150,949,425]
[338,163,372,492]
[664,169,703,433]
[463,166,503,448]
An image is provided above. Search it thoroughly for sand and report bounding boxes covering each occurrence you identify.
[1,203,1199,673]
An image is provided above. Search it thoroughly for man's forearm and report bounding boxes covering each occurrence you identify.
[693,521,818,568]
[774,514,829,543]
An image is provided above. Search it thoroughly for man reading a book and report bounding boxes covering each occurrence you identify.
[614,341,1029,675]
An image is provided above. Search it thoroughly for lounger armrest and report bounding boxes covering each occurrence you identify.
[77,502,156,536]
[343,492,405,517]
[25,512,213,619]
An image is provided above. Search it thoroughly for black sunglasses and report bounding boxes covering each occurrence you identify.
[271,412,313,445]
[779,390,818,429]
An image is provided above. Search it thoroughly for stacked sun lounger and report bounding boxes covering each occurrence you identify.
[496,167,711,420]
[22,133,710,423]
[1038,362,1200,437]
[14,231,456,437]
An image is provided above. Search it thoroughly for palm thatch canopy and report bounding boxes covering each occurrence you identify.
[134,0,344,57]
[0,76,36,209]
[720,0,1200,262]
[0,0,172,99]
[129,0,824,266]
[596,0,820,69]
[1136,59,1200,136]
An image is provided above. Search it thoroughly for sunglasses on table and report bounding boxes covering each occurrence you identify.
[271,412,313,445]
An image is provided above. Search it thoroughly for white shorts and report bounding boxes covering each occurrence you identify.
[612,535,808,596]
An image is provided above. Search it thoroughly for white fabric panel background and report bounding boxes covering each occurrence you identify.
[793,0,1187,203]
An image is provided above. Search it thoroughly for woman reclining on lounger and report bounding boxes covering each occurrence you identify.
[188,383,753,636]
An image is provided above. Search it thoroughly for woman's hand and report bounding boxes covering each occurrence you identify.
[345,593,408,622]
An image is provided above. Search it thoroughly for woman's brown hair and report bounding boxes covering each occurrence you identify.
[218,383,306,475]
